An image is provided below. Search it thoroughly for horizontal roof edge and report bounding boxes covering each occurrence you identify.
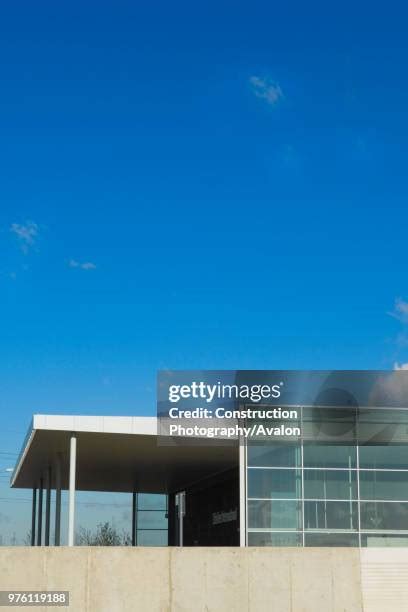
[32,414,157,436]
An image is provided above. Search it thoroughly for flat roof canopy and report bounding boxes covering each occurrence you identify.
[11,415,238,494]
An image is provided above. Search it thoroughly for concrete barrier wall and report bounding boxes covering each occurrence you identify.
[0,547,405,611]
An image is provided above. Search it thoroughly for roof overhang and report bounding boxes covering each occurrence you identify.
[11,415,238,494]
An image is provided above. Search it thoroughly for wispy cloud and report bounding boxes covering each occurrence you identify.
[68,259,97,271]
[389,298,408,324]
[10,221,38,254]
[249,76,283,106]
[394,362,408,370]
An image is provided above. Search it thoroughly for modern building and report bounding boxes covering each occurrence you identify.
[11,415,239,547]
[11,400,408,548]
[246,403,408,547]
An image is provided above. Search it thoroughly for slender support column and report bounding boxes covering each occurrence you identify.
[45,466,51,546]
[132,492,138,546]
[31,487,37,546]
[54,454,62,546]
[68,434,77,547]
[178,491,185,547]
[239,441,246,547]
[37,478,43,546]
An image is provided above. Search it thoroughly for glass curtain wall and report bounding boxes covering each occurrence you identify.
[135,494,168,545]
[246,406,408,546]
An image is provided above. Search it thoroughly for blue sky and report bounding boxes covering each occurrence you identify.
[1,1,408,541]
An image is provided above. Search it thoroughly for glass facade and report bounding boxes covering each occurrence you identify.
[135,494,168,546]
[246,406,408,546]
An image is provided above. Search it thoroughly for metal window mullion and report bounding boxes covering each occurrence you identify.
[244,435,248,546]
[301,406,305,546]
[356,443,361,547]
[248,496,408,503]
[239,426,247,547]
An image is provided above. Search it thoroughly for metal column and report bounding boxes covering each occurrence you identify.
[177,491,185,547]
[31,487,37,546]
[239,440,246,547]
[45,466,51,546]
[54,454,62,546]
[37,477,43,546]
[68,434,77,547]
[132,492,138,546]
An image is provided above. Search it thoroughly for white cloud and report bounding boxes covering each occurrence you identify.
[249,76,283,106]
[389,298,408,324]
[69,259,96,271]
[10,221,38,253]
[394,362,408,370]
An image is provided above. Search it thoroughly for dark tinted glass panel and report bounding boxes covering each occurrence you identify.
[303,445,356,468]
[359,446,408,470]
[248,532,302,546]
[358,411,408,444]
[248,443,301,467]
[248,469,301,499]
[360,471,408,501]
[358,409,408,424]
[360,502,408,530]
[304,501,358,530]
[304,470,357,500]
[137,530,168,546]
[305,533,359,547]
[137,510,168,530]
[302,408,356,443]
[137,494,167,510]
[360,533,408,547]
[248,500,301,530]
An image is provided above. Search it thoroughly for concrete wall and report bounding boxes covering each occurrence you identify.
[0,547,406,612]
